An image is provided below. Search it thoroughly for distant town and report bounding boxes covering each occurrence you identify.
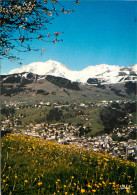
[1,99,137,162]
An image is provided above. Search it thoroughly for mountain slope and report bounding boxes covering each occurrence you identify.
[8,60,137,84]
[1,71,136,104]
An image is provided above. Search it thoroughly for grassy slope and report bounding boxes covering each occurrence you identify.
[1,134,137,195]
[1,80,136,105]
[15,107,50,124]
[10,106,104,137]
[87,107,104,136]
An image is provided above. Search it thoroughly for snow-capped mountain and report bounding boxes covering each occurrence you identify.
[8,59,137,84]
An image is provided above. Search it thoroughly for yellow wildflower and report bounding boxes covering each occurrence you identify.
[24,180,28,183]
[87,183,92,188]
[81,189,85,193]
[38,181,42,186]
[126,189,130,194]
[92,189,96,192]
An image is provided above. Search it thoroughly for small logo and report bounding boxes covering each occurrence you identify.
[120,184,131,190]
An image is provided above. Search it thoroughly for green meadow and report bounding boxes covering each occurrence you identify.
[1,134,137,194]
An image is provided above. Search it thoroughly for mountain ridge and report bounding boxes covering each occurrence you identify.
[1,71,136,104]
[8,59,137,84]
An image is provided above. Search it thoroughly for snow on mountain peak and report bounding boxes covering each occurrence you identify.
[8,60,137,84]
[131,64,137,72]
[9,60,69,76]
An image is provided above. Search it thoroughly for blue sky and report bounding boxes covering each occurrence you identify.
[1,0,137,74]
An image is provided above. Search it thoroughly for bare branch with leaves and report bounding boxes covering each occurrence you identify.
[0,0,79,64]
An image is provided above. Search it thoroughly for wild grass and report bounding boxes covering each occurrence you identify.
[15,107,50,124]
[14,106,104,135]
[1,134,137,194]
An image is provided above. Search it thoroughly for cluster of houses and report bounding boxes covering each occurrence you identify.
[113,125,136,138]
[4,99,135,109]
[1,117,137,162]
[2,99,137,162]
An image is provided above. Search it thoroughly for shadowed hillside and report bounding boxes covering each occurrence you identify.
[1,73,136,104]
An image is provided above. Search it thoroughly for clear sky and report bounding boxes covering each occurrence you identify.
[1,0,137,74]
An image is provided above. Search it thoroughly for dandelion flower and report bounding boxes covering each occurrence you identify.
[126,189,130,194]
[87,183,92,188]
[92,189,96,192]
[81,189,85,193]
[38,181,42,186]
